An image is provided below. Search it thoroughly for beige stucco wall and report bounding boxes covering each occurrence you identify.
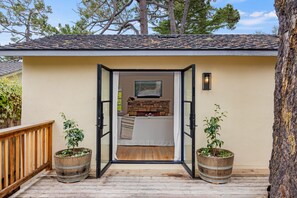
[22,56,276,170]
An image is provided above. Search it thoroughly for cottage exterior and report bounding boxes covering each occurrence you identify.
[0,62,22,81]
[0,34,278,178]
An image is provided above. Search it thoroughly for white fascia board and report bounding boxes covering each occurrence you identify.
[0,50,278,57]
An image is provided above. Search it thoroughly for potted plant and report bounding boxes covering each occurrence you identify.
[196,104,234,184]
[54,113,92,183]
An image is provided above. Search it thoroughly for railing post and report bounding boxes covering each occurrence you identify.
[0,139,2,189]
[47,124,53,170]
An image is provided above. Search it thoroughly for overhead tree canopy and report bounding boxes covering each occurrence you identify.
[0,0,53,43]
[269,0,297,197]
[76,0,240,35]
[46,23,92,35]
[77,0,138,34]
[153,0,240,34]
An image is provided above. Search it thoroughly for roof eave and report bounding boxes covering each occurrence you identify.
[0,49,278,57]
[0,70,22,78]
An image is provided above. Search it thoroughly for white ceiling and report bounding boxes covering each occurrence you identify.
[119,71,175,76]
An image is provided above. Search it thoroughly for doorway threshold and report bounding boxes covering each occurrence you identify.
[112,160,182,164]
[109,163,185,171]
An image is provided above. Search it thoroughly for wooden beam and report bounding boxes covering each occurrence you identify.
[15,136,20,180]
[0,139,2,190]
[4,139,8,188]
[47,125,53,170]
[20,135,24,179]
[34,131,38,169]
[0,121,54,139]
[9,137,15,184]
[41,129,44,164]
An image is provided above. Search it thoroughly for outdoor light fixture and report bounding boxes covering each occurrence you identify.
[202,73,211,90]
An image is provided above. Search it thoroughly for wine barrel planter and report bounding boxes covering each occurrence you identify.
[197,148,234,184]
[54,148,92,183]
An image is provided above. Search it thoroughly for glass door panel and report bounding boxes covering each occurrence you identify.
[183,102,191,136]
[97,64,112,178]
[102,102,110,136]
[100,133,110,171]
[184,134,193,171]
[182,64,196,178]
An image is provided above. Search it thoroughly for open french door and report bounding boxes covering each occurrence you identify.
[181,64,196,178]
[96,64,113,178]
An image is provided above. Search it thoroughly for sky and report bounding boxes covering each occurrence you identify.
[0,0,278,45]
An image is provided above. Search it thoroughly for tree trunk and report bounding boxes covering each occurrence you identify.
[179,0,190,34]
[25,11,33,42]
[168,0,176,34]
[138,0,148,34]
[269,0,297,197]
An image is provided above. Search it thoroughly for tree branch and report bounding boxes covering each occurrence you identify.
[117,18,140,34]
[148,0,168,9]
[100,0,134,34]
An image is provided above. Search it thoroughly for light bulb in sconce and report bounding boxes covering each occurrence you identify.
[202,73,211,90]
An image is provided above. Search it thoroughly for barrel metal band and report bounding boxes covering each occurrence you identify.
[198,162,233,170]
[57,171,90,179]
[199,171,231,179]
[55,162,91,170]
[199,174,229,184]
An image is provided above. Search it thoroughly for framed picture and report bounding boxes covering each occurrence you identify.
[135,80,162,98]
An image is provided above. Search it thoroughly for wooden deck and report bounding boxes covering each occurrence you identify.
[11,164,269,198]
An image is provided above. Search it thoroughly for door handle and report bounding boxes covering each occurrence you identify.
[97,114,104,129]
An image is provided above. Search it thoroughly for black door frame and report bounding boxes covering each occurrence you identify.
[181,64,196,178]
[96,67,197,178]
[96,64,113,178]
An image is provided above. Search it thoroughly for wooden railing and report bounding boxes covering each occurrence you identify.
[0,120,54,197]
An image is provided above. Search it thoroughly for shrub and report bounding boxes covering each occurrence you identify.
[200,104,232,157]
[59,113,88,157]
[0,77,22,129]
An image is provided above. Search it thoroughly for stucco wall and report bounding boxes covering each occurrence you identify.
[22,56,276,170]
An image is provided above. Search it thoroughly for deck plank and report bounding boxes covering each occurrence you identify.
[11,165,269,198]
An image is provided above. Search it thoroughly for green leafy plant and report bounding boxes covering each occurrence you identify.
[200,104,231,157]
[60,113,87,157]
[0,77,22,129]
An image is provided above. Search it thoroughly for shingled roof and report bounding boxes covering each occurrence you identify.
[0,62,22,77]
[0,34,278,50]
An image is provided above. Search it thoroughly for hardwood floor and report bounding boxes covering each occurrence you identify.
[116,146,174,160]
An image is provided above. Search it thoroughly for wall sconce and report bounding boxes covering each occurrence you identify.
[202,73,211,90]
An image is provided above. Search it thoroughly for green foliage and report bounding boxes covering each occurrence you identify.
[0,0,53,42]
[200,104,228,157]
[46,23,92,35]
[59,148,90,158]
[153,0,240,34]
[0,77,22,128]
[217,149,232,158]
[60,113,84,156]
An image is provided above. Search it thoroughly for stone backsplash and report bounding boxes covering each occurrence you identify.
[127,100,170,116]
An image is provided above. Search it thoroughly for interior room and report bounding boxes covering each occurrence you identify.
[115,71,176,161]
